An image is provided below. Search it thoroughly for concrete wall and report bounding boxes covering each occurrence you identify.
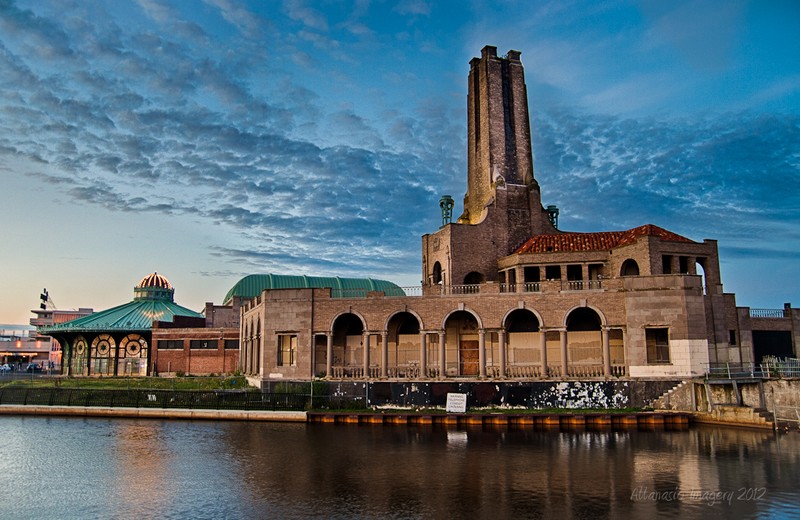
[287,380,682,409]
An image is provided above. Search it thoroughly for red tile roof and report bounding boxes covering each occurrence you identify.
[514,224,695,254]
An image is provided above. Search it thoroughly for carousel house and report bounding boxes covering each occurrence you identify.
[41,273,203,376]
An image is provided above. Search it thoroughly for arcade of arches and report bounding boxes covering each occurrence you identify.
[285,306,626,380]
[65,333,149,377]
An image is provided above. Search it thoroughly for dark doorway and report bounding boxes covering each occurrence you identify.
[753,331,794,363]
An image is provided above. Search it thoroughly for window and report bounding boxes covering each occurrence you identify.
[545,265,561,281]
[190,340,216,350]
[729,330,737,346]
[158,340,183,350]
[277,335,297,366]
[662,255,673,274]
[224,340,240,350]
[646,328,670,364]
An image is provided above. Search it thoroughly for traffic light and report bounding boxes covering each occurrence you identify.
[40,289,48,310]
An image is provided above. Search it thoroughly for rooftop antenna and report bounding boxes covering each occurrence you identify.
[39,288,56,310]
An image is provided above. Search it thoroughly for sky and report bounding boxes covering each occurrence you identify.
[0,0,798,325]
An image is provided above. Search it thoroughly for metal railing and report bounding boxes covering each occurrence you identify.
[749,308,788,318]
[705,358,800,379]
[0,387,366,411]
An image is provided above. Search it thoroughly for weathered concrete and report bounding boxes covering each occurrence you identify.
[325,379,682,409]
[0,405,306,422]
[692,405,773,429]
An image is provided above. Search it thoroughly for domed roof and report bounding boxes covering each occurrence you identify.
[137,272,172,290]
[223,274,406,305]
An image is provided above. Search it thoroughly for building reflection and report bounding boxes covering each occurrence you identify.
[217,423,800,519]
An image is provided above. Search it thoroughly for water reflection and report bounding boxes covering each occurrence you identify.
[2,417,799,520]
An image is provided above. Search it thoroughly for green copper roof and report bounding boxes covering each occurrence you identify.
[40,272,203,334]
[40,299,203,334]
[223,274,406,305]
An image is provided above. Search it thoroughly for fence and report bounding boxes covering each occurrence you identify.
[705,358,800,380]
[0,387,367,411]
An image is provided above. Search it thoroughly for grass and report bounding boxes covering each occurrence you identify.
[0,375,253,391]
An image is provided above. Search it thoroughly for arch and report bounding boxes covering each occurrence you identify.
[441,308,483,330]
[90,334,116,376]
[386,311,423,376]
[330,311,367,334]
[331,312,367,376]
[71,336,89,376]
[119,334,148,376]
[463,271,484,285]
[696,258,708,295]
[443,310,482,376]
[432,262,443,284]
[503,308,541,332]
[620,259,640,276]
[384,310,424,333]
[566,307,603,331]
[564,305,606,329]
[565,307,604,372]
[502,308,543,375]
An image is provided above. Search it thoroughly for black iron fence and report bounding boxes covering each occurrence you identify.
[0,387,367,411]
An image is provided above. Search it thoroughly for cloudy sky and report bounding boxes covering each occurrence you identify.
[1,0,798,324]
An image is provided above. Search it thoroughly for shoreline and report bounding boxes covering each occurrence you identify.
[0,404,782,431]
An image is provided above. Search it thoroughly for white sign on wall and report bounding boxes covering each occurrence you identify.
[446,393,468,413]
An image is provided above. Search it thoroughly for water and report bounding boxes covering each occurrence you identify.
[1,417,799,519]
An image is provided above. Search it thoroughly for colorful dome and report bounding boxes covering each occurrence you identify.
[137,272,172,290]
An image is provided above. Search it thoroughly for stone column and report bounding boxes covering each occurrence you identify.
[602,328,611,377]
[363,332,370,378]
[498,329,507,378]
[560,329,568,377]
[381,331,388,378]
[325,333,333,378]
[479,329,486,378]
[540,330,548,377]
[419,332,428,379]
[439,332,446,378]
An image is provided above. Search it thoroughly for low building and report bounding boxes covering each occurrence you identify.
[1,325,49,368]
[42,273,211,376]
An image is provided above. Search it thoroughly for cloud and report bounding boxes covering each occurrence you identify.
[532,108,800,247]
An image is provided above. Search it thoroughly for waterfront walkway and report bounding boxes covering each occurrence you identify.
[0,404,697,431]
[0,404,306,422]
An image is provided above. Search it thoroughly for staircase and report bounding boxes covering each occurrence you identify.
[651,380,694,410]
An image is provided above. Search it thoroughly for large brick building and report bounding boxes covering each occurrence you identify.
[239,45,798,387]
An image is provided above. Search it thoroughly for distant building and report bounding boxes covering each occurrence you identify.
[30,307,93,366]
[1,324,48,367]
[237,46,799,387]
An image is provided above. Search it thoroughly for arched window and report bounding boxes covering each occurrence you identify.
[620,259,640,276]
[432,262,443,284]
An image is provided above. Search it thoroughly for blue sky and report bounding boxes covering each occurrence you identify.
[0,0,798,324]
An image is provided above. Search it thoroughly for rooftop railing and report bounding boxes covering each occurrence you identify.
[749,308,788,318]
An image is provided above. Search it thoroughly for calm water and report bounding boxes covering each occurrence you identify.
[1,417,799,520]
